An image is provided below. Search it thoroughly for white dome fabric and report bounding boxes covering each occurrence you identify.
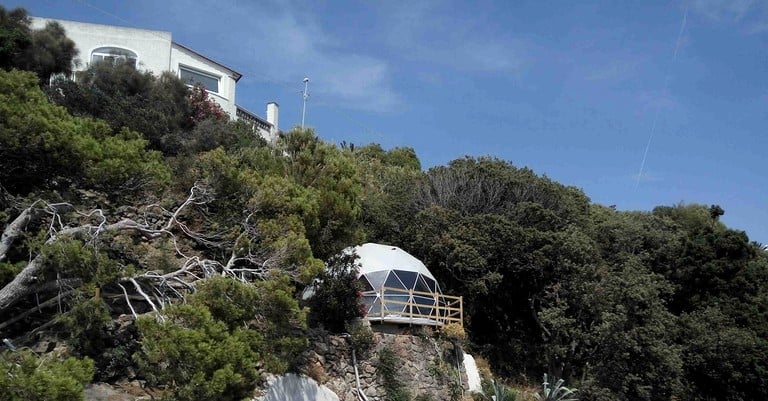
[351,243,443,324]
[351,243,436,280]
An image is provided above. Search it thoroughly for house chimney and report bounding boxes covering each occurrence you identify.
[266,102,279,140]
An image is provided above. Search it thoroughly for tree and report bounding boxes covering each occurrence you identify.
[354,143,422,243]
[47,63,193,154]
[0,6,31,70]
[540,258,683,401]
[18,20,77,82]
[0,69,170,195]
[392,158,593,376]
[708,204,724,222]
[678,306,768,401]
[0,7,77,82]
[649,204,756,313]
[278,128,364,259]
[305,252,365,332]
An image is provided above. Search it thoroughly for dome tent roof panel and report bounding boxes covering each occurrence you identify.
[384,271,407,289]
[350,243,436,281]
[364,270,388,290]
[415,275,437,293]
[395,270,418,289]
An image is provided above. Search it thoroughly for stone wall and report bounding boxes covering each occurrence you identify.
[298,328,469,401]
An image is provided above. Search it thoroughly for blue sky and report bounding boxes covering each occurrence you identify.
[9,0,768,244]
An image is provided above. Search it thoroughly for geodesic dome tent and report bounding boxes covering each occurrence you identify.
[353,243,447,326]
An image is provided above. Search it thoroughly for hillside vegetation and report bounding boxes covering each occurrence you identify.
[1,7,767,401]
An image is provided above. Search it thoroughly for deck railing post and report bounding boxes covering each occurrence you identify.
[380,287,385,321]
[407,289,410,324]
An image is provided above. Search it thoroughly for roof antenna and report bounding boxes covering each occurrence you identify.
[301,77,310,129]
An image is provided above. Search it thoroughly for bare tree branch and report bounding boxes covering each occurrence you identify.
[0,183,297,318]
[117,283,137,319]
[0,186,211,313]
[128,278,159,314]
[0,290,73,331]
[0,201,43,262]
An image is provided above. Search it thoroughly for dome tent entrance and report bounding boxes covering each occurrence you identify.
[352,243,462,327]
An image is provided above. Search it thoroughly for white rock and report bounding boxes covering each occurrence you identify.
[463,353,483,393]
[255,373,339,401]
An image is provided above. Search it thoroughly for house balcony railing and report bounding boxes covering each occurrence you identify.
[236,105,272,133]
[361,286,463,327]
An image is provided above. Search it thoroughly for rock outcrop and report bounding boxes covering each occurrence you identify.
[262,328,475,401]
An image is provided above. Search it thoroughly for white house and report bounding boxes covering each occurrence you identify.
[31,17,278,141]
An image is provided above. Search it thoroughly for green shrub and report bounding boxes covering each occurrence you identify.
[377,347,411,401]
[345,319,374,356]
[136,304,264,399]
[179,117,264,155]
[0,69,170,195]
[135,276,308,401]
[0,349,94,401]
[136,304,262,401]
[306,252,365,332]
[0,261,25,288]
[58,294,111,356]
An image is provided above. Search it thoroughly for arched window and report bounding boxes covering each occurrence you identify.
[91,47,138,68]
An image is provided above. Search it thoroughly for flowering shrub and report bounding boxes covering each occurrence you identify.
[356,288,368,318]
[189,84,227,123]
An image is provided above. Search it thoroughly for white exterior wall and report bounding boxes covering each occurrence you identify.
[31,18,172,74]
[31,17,240,119]
[170,44,238,117]
[266,102,279,140]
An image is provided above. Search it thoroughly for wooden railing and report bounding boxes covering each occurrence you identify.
[361,286,463,327]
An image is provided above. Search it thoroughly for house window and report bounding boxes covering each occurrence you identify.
[91,47,138,68]
[179,66,219,94]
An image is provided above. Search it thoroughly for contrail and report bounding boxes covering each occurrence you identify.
[635,6,688,190]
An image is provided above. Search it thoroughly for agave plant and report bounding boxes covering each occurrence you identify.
[480,379,516,401]
[533,374,578,401]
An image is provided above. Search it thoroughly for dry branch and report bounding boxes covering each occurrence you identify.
[0,218,163,312]
[0,201,43,262]
[0,290,73,331]
[0,184,294,319]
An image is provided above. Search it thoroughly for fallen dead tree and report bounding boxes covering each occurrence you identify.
[0,184,302,332]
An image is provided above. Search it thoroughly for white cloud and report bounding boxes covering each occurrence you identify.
[583,57,643,83]
[691,0,768,34]
[633,170,663,184]
[691,0,755,22]
[374,1,530,76]
[635,88,682,115]
[247,3,401,112]
[143,0,400,112]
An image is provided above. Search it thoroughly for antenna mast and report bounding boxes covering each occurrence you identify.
[301,77,310,129]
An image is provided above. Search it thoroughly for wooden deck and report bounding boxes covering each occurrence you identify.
[361,286,463,327]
